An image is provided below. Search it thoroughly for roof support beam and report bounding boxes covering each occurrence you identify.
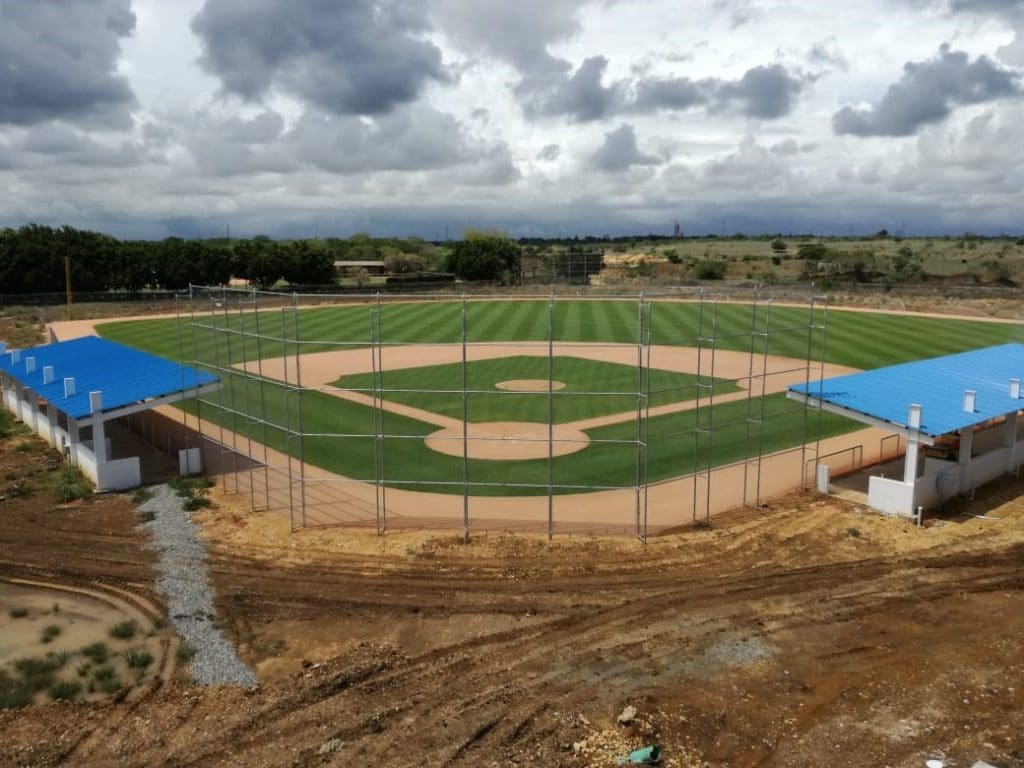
[787,390,936,446]
[72,382,222,428]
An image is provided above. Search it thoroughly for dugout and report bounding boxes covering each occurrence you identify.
[787,343,1024,517]
[0,336,219,491]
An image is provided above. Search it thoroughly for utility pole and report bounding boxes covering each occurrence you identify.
[64,255,73,321]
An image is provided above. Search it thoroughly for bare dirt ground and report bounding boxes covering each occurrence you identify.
[2,415,1024,767]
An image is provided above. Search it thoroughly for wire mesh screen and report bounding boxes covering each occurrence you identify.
[179,287,833,540]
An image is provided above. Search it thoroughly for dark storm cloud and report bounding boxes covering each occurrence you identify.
[523,57,626,121]
[191,0,450,115]
[948,0,1024,12]
[0,0,136,127]
[527,61,807,121]
[591,124,659,172]
[833,44,1021,136]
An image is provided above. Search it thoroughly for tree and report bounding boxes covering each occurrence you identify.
[280,241,335,285]
[445,231,522,283]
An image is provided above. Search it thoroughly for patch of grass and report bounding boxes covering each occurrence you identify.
[151,616,168,631]
[48,680,82,701]
[92,665,116,682]
[51,464,92,502]
[76,662,92,678]
[123,648,153,669]
[130,487,154,505]
[847,526,863,538]
[109,620,137,640]
[95,675,122,694]
[13,656,63,693]
[40,624,62,644]
[8,607,29,619]
[0,407,13,440]
[175,642,196,663]
[171,476,215,511]
[0,670,33,709]
[80,642,109,664]
[14,439,35,453]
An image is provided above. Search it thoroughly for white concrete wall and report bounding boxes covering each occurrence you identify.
[868,476,916,517]
[97,457,141,490]
[179,447,202,476]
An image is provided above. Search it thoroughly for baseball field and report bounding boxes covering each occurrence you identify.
[93,297,1024,506]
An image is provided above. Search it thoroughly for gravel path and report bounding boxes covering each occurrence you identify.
[138,484,257,687]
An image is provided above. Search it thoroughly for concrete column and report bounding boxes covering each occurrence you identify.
[89,392,107,465]
[959,427,975,493]
[44,402,58,447]
[904,404,922,485]
[68,418,81,467]
[1005,412,1019,472]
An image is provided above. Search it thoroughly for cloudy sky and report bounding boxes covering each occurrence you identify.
[1,0,1023,239]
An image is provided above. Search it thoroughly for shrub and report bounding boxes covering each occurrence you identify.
[694,260,727,280]
[8,607,29,619]
[52,465,92,502]
[40,624,62,644]
[123,648,153,669]
[48,680,82,701]
[131,487,154,505]
[770,238,787,253]
[176,642,196,663]
[81,642,109,664]
[109,620,137,640]
[96,675,122,694]
[14,440,34,453]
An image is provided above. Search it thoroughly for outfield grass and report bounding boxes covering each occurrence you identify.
[99,299,1024,496]
[332,356,739,424]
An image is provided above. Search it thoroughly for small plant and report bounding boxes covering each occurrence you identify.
[81,642,109,664]
[123,648,153,670]
[48,680,82,701]
[846,526,862,538]
[76,662,92,678]
[52,602,60,613]
[52,465,92,502]
[96,675,122,694]
[176,642,196,663]
[109,620,137,640]
[131,487,154,505]
[0,670,33,710]
[14,439,35,453]
[40,624,62,644]
[8,607,29,619]
[13,656,62,693]
[93,665,116,682]
[152,616,168,631]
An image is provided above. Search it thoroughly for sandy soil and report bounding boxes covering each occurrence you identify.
[3,419,1024,766]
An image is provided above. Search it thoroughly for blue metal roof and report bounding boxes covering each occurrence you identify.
[0,336,217,420]
[789,343,1024,437]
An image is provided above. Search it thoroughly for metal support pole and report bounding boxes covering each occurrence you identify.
[221,294,240,494]
[280,305,295,531]
[376,293,386,533]
[209,295,228,494]
[236,298,257,510]
[461,294,470,542]
[547,293,555,538]
[251,289,270,511]
[634,293,645,538]
[293,294,307,528]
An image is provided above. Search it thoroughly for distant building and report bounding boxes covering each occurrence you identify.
[334,260,386,276]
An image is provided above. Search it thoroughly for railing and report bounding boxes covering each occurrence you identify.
[805,444,864,486]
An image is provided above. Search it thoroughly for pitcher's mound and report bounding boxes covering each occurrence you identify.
[495,379,566,392]
[425,422,590,460]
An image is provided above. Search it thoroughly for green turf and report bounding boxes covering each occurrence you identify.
[97,298,1024,497]
[332,355,739,424]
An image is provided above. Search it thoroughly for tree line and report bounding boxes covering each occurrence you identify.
[0,225,336,294]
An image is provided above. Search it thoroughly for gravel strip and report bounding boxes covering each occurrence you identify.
[138,484,257,687]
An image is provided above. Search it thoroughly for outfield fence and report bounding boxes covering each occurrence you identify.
[176,287,837,541]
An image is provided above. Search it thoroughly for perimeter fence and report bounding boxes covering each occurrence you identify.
[176,287,836,541]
